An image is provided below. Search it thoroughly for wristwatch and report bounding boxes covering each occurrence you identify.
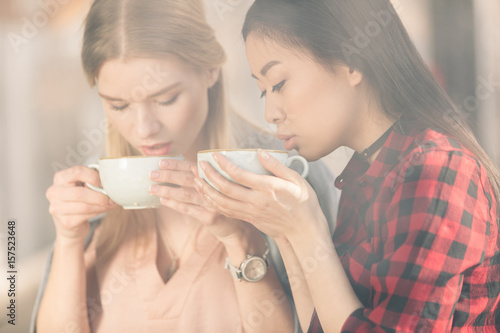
[225,245,270,283]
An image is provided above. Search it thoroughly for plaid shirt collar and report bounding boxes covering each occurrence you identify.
[335,122,419,191]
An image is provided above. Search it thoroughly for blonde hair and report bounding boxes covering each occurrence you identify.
[82,0,233,260]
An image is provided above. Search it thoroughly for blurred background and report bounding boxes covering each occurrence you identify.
[0,0,499,331]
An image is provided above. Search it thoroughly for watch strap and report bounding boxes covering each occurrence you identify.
[225,257,243,281]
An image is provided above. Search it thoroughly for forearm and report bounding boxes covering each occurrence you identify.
[274,236,315,333]
[222,229,294,333]
[288,228,363,333]
[37,237,90,333]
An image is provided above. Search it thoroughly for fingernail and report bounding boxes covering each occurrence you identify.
[150,171,160,180]
[191,165,199,177]
[212,153,219,162]
[204,194,213,203]
[150,185,160,194]
[194,178,203,189]
[160,160,170,168]
[200,161,207,171]
[259,149,270,159]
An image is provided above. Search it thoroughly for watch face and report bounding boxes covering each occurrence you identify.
[242,257,267,282]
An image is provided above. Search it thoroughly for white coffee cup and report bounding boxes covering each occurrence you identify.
[197,149,309,190]
[87,155,184,209]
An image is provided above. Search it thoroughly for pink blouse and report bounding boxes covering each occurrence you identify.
[84,225,243,332]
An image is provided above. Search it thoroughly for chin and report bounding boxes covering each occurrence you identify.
[294,148,319,162]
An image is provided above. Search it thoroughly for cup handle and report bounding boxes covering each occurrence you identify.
[86,164,107,195]
[286,156,309,178]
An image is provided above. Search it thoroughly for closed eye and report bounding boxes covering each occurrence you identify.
[158,94,179,107]
[272,80,285,93]
[260,80,286,99]
[110,104,128,111]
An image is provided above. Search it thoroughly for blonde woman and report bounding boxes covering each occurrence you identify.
[30,0,338,332]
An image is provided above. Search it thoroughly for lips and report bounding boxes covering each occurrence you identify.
[141,142,172,156]
[277,134,293,141]
[277,134,297,150]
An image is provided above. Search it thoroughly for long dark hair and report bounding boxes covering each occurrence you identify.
[242,0,500,216]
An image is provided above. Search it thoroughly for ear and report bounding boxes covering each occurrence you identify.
[205,67,221,88]
[347,67,363,87]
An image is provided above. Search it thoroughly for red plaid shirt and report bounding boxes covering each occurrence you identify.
[308,126,500,332]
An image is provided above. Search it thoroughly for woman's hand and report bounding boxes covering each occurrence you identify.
[149,159,249,241]
[193,150,329,241]
[46,165,117,242]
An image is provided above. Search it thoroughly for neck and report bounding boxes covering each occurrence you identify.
[346,102,395,164]
[155,208,199,254]
[154,208,199,283]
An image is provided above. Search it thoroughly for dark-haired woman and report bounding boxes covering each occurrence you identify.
[195,0,500,331]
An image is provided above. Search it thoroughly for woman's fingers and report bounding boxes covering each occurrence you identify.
[210,152,301,193]
[47,185,113,207]
[159,158,196,172]
[191,165,200,178]
[195,157,291,221]
[150,184,206,206]
[160,197,217,222]
[215,151,308,201]
[209,153,266,190]
[194,174,254,222]
[47,165,118,241]
[150,160,208,206]
[198,161,254,202]
[151,159,197,186]
[150,169,195,187]
[256,149,301,182]
[49,200,114,217]
[53,165,102,187]
[47,185,116,220]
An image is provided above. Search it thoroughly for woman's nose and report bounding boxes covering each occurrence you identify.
[134,106,161,139]
[264,98,286,125]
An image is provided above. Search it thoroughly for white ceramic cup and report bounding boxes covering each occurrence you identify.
[86,155,184,209]
[197,149,309,190]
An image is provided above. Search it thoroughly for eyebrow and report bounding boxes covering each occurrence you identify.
[98,82,181,101]
[251,60,281,79]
